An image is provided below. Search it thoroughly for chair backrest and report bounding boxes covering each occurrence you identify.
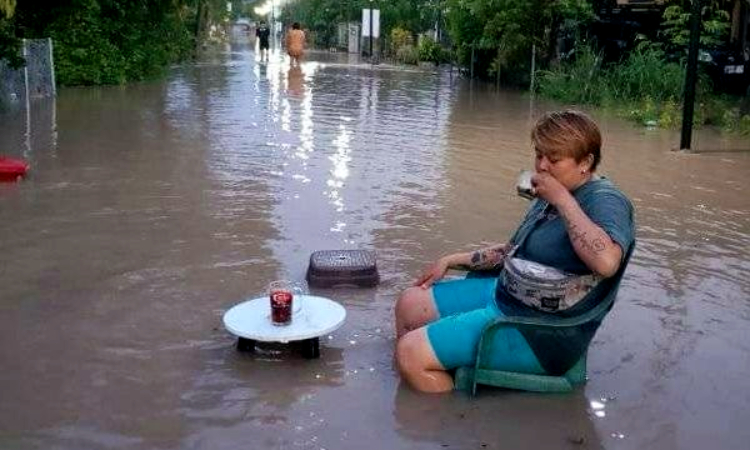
[592,240,636,320]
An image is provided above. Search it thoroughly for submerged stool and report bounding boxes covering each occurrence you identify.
[306,250,379,288]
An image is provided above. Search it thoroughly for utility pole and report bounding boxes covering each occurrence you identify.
[680,0,702,151]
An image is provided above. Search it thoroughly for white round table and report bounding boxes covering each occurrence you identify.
[223,295,346,358]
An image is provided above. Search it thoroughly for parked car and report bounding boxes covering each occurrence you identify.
[702,47,750,95]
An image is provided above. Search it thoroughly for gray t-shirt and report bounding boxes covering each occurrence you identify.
[495,177,636,374]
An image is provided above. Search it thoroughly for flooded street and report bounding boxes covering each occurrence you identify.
[1,43,749,450]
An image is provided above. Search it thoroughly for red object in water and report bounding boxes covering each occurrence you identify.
[0,157,29,182]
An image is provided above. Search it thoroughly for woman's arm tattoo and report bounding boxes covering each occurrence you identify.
[455,243,511,271]
[566,221,606,254]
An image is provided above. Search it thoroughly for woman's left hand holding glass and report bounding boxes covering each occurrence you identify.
[531,172,573,207]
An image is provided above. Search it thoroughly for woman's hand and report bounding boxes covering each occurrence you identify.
[413,257,451,290]
[531,172,572,207]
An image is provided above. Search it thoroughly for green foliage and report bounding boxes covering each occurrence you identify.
[444,0,594,80]
[52,1,195,85]
[50,3,126,85]
[0,0,16,17]
[661,0,730,56]
[396,44,419,65]
[538,42,667,116]
[658,99,681,128]
[608,42,686,103]
[736,114,750,135]
[537,44,605,105]
[390,27,412,54]
[280,0,433,50]
[418,35,443,63]
[10,0,228,86]
[626,96,659,125]
[536,39,749,131]
[0,10,22,68]
[280,0,339,47]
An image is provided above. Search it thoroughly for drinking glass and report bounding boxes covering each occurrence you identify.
[268,280,294,326]
[516,169,536,200]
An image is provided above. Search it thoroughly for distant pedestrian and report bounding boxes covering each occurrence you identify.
[286,22,305,67]
[256,20,270,61]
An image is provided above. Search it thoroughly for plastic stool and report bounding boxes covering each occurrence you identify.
[306,250,379,288]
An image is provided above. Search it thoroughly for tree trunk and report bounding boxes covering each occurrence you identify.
[194,0,209,52]
[546,15,561,68]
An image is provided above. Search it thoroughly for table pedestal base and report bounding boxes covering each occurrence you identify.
[237,337,256,352]
[236,337,320,359]
[297,337,320,359]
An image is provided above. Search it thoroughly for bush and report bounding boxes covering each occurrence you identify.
[396,44,419,65]
[736,114,750,135]
[15,0,197,86]
[537,44,605,105]
[0,14,23,69]
[390,27,412,55]
[418,35,443,63]
[608,44,685,103]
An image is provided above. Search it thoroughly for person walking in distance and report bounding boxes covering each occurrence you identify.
[286,22,306,67]
[256,20,270,61]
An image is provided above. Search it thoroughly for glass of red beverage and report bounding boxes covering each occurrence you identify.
[268,280,294,325]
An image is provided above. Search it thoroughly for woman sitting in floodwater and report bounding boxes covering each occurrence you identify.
[394,110,636,393]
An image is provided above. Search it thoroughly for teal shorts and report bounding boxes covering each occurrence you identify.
[425,276,545,373]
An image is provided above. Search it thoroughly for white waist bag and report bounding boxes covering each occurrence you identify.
[501,253,601,313]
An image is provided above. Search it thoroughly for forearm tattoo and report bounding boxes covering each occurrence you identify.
[566,222,606,254]
[456,244,511,271]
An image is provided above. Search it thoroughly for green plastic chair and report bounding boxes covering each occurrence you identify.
[455,246,634,396]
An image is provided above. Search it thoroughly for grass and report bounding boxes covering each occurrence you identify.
[536,43,750,135]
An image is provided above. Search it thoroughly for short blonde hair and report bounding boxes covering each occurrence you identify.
[531,110,602,171]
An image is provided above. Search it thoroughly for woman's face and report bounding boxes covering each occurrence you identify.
[534,148,592,191]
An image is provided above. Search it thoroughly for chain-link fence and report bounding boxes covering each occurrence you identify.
[0,38,56,111]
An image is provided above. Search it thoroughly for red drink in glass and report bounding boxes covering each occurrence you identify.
[269,281,293,325]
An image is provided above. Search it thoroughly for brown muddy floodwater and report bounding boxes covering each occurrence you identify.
[1,43,749,450]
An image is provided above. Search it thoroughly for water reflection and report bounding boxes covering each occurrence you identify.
[184,343,345,412]
[393,385,605,449]
[286,65,304,98]
[233,57,459,280]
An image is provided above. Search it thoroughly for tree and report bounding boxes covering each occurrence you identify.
[0,0,22,68]
[445,0,593,77]
[661,0,731,56]
[10,0,228,85]
[279,0,433,49]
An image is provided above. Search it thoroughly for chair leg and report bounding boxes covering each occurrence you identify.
[454,367,476,395]
[564,354,588,386]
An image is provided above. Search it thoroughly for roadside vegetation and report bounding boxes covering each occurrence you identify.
[1,0,231,86]
[280,0,750,133]
[2,0,750,133]
[537,41,750,134]
[536,1,750,133]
